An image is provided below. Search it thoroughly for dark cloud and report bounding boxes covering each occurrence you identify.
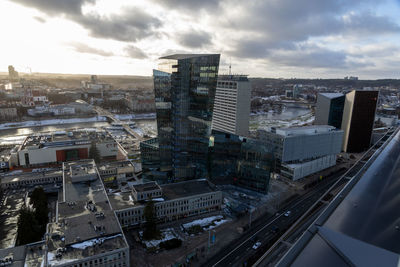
[10,0,162,42]
[33,16,46,23]
[267,44,373,69]
[10,0,94,16]
[124,45,148,59]
[68,42,115,57]
[74,9,162,42]
[224,0,399,54]
[342,12,400,35]
[177,30,212,48]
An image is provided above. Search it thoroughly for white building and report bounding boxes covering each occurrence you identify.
[258,125,343,180]
[211,75,251,136]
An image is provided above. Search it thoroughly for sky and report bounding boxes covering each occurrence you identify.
[1,0,400,79]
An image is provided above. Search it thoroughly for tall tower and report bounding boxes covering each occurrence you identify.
[341,90,378,152]
[8,65,19,81]
[211,75,251,136]
[152,54,220,182]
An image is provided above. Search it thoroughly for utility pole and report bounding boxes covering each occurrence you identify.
[249,207,255,229]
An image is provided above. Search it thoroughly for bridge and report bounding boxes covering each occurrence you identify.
[93,106,144,142]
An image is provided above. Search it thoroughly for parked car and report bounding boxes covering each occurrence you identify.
[284,211,291,217]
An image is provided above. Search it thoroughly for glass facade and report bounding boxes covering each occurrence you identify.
[328,96,345,129]
[209,130,274,193]
[142,54,220,183]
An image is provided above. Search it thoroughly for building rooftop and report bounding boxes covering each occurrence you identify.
[160,54,219,60]
[108,192,137,211]
[1,170,62,185]
[274,125,340,137]
[217,75,249,82]
[319,93,344,99]
[133,181,160,192]
[97,160,134,171]
[62,161,108,207]
[21,129,114,150]
[0,245,26,267]
[161,179,215,200]
[45,160,128,266]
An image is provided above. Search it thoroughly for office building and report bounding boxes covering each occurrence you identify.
[142,54,220,182]
[209,130,274,193]
[341,90,379,153]
[44,160,130,266]
[211,75,251,136]
[314,93,345,129]
[110,179,222,227]
[258,125,343,180]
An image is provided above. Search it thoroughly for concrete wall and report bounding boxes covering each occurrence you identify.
[235,81,251,136]
[282,130,343,162]
[314,95,331,125]
[116,191,222,227]
[281,154,336,180]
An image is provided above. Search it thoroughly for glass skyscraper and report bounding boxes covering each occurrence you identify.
[143,54,220,183]
[209,130,274,193]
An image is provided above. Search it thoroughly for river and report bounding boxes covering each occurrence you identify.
[0,107,311,145]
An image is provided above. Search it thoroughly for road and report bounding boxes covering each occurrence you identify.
[203,170,346,267]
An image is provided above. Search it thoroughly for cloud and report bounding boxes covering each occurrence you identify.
[74,9,162,42]
[10,0,94,16]
[10,0,162,42]
[124,45,148,59]
[177,30,212,48]
[68,42,115,57]
[33,16,46,23]
[151,0,220,11]
[222,0,399,55]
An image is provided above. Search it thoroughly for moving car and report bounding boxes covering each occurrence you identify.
[252,241,262,250]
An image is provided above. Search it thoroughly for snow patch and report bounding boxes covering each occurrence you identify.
[70,234,122,249]
[182,215,228,230]
[140,228,179,248]
[0,116,107,130]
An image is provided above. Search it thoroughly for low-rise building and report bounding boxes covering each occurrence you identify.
[69,100,94,114]
[110,179,222,227]
[44,160,130,267]
[0,169,63,189]
[98,160,136,183]
[0,160,130,267]
[0,107,17,121]
[27,105,75,117]
[125,94,155,112]
[16,130,119,166]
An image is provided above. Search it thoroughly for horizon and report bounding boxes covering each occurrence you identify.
[2,71,400,81]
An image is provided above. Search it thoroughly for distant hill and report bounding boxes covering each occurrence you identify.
[0,72,153,90]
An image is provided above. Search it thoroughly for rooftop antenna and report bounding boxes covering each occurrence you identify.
[229,57,232,76]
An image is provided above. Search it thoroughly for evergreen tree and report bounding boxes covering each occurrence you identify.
[30,187,48,227]
[143,198,159,240]
[89,141,101,163]
[17,208,42,245]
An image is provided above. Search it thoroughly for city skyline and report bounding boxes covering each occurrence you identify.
[1,0,400,79]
